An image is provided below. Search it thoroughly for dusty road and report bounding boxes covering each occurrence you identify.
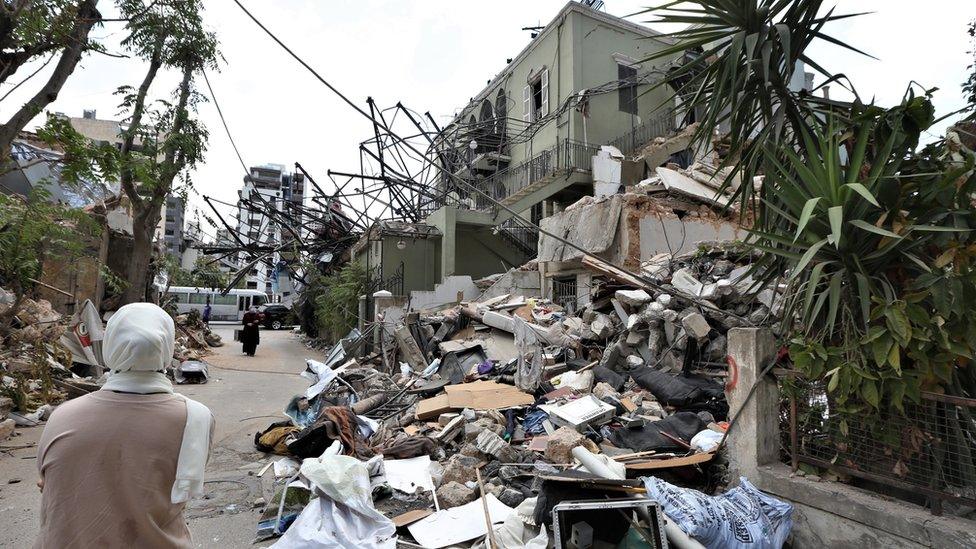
[0,326,322,548]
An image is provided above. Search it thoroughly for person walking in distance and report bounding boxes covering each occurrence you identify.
[241,305,261,356]
[35,303,214,548]
[202,298,212,326]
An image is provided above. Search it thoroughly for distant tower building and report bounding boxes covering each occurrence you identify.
[236,164,305,301]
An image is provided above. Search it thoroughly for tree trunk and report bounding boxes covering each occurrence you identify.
[0,0,99,155]
[120,204,159,305]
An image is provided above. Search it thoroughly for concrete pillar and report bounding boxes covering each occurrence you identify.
[440,207,457,279]
[726,327,779,481]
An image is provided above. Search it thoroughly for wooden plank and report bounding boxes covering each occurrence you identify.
[392,509,433,528]
[581,254,652,291]
[395,324,428,372]
[624,452,714,471]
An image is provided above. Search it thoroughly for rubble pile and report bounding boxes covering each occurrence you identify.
[0,289,75,440]
[173,309,223,362]
[250,242,793,548]
[0,291,224,440]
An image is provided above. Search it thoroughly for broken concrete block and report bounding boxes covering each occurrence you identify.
[625,330,645,346]
[464,417,503,442]
[475,429,518,463]
[439,454,479,487]
[701,279,733,300]
[671,268,704,296]
[681,312,712,340]
[0,397,12,420]
[497,465,523,482]
[435,415,466,442]
[498,487,526,507]
[705,334,728,361]
[615,289,652,307]
[458,443,487,460]
[647,327,666,356]
[589,313,614,338]
[436,481,476,509]
[592,382,621,401]
[545,427,590,464]
[438,413,460,426]
[0,419,14,441]
[625,355,644,370]
[656,293,673,308]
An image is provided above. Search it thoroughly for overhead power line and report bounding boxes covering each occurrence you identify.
[229,0,751,324]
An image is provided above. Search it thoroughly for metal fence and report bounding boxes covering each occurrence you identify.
[496,219,539,256]
[783,378,976,516]
[551,277,578,314]
[365,260,405,297]
[607,112,676,156]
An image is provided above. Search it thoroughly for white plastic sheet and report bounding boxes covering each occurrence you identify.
[512,316,543,392]
[407,494,513,549]
[271,454,396,549]
[383,456,435,494]
[489,497,548,549]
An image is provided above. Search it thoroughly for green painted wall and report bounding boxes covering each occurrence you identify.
[454,226,528,280]
[452,7,676,166]
[381,235,440,295]
[567,12,677,145]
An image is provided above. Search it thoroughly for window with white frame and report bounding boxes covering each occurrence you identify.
[523,67,549,123]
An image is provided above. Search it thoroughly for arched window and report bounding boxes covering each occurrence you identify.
[494,89,507,140]
[479,99,493,123]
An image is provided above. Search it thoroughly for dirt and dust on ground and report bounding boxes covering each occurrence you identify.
[0,326,318,548]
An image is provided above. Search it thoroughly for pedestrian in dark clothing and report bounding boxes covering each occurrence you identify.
[202,299,212,325]
[241,306,260,356]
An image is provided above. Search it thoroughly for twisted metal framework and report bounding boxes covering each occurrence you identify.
[192,66,671,291]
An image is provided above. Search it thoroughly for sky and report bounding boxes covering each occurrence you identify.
[1,0,974,242]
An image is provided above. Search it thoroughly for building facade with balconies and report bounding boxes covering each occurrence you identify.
[424,1,678,282]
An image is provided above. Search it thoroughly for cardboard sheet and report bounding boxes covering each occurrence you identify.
[416,380,533,419]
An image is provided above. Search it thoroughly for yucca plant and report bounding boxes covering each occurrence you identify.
[639,0,870,210]
[640,1,976,411]
[752,90,976,411]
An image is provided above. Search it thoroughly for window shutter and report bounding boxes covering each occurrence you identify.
[541,68,550,117]
[523,84,532,122]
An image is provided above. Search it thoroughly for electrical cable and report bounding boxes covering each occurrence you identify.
[230,0,751,324]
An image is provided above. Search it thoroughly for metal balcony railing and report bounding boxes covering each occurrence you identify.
[607,112,676,156]
[470,137,599,212]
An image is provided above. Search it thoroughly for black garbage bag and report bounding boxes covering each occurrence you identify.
[592,364,627,392]
[608,411,705,453]
[630,367,728,418]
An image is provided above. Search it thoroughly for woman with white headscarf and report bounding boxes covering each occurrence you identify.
[35,303,214,549]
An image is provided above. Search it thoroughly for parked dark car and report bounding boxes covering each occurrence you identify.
[260,305,293,330]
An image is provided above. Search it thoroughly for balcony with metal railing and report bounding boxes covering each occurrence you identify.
[607,111,676,156]
[425,112,678,222]
[469,137,599,212]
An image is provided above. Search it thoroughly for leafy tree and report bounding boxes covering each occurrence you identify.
[0,187,97,334]
[114,0,218,304]
[0,0,102,155]
[309,261,366,342]
[162,254,227,290]
[965,18,976,111]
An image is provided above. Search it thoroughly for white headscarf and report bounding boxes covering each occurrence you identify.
[99,303,213,504]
